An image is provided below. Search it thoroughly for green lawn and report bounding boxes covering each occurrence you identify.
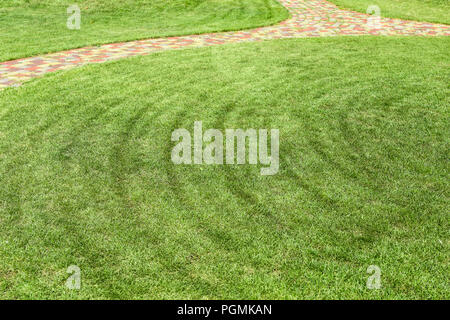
[329,0,450,25]
[0,36,448,299]
[0,0,288,62]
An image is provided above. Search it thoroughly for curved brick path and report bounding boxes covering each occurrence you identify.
[1,0,449,89]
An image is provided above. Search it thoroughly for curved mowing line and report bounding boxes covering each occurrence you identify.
[0,0,449,89]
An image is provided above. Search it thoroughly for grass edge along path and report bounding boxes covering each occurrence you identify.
[327,0,450,25]
[1,0,449,89]
[0,0,290,62]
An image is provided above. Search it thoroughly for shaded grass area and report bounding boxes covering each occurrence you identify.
[0,0,288,62]
[0,36,449,299]
[328,0,450,25]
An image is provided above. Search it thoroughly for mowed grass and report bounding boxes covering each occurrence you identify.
[329,0,450,25]
[0,36,449,299]
[0,0,288,62]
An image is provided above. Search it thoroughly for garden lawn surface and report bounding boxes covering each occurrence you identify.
[0,0,288,62]
[329,0,450,25]
[0,36,449,299]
